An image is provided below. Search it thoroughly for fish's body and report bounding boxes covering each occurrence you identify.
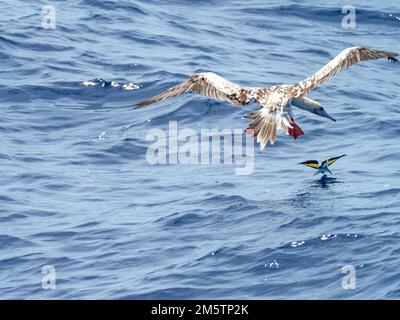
[300,155,346,175]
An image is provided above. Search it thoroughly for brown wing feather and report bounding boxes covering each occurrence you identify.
[290,47,398,97]
[137,72,255,107]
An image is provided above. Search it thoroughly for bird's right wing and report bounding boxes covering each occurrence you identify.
[136,72,256,107]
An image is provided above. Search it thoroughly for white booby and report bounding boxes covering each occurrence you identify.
[137,47,398,150]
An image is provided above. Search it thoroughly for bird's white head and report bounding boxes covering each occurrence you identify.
[291,97,336,122]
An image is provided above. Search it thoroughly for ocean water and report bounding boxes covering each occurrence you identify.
[1,0,400,299]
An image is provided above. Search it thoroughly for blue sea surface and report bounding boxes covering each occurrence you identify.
[1,0,400,299]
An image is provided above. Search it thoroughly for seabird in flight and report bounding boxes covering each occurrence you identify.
[137,47,398,150]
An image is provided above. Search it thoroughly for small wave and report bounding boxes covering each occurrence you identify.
[0,235,34,250]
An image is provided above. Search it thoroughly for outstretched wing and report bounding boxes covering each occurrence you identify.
[321,154,346,168]
[137,72,256,107]
[290,47,398,97]
[299,160,320,169]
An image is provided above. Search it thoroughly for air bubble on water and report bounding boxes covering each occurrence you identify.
[266,260,279,269]
[321,233,337,241]
[321,234,337,241]
[291,240,305,247]
[81,80,139,90]
[82,80,96,86]
[122,83,140,90]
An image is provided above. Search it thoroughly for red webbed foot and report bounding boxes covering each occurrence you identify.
[288,117,304,139]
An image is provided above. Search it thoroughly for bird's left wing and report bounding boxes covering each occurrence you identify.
[290,47,398,97]
[299,160,320,169]
[136,72,256,107]
[321,154,346,168]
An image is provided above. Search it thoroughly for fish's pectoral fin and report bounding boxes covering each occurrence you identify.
[299,160,320,169]
[325,154,346,167]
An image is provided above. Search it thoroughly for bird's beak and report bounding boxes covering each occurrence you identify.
[318,109,336,122]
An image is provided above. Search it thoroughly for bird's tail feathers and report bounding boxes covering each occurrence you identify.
[245,109,292,150]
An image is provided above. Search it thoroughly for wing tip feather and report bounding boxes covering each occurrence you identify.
[136,99,154,108]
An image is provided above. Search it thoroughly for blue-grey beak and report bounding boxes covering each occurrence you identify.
[317,108,336,122]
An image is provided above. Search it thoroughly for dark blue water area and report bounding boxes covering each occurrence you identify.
[1,0,400,299]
